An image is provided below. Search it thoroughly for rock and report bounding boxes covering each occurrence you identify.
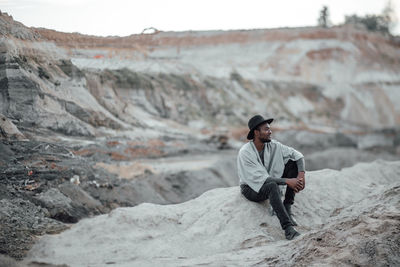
[0,12,41,40]
[276,130,357,154]
[306,147,399,171]
[357,133,394,149]
[207,133,231,150]
[0,140,114,260]
[0,254,19,267]
[24,161,400,266]
[0,113,27,140]
[85,152,238,206]
[2,16,400,140]
[0,47,97,137]
[58,183,103,213]
[0,140,15,164]
[0,198,67,260]
[34,188,81,223]
[69,175,80,185]
[24,262,70,267]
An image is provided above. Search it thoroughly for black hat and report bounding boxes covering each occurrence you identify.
[247,115,274,140]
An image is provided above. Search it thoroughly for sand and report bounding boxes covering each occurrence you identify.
[24,160,400,266]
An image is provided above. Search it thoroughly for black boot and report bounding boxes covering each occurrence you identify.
[284,225,300,240]
[284,204,298,226]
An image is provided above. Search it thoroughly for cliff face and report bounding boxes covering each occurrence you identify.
[1,12,400,142]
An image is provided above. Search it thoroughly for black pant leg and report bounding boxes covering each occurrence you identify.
[240,184,267,202]
[241,182,293,230]
[259,182,293,229]
[282,160,298,205]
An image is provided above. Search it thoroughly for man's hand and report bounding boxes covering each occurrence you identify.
[286,178,303,193]
[297,172,306,190]
[286,172,306,193]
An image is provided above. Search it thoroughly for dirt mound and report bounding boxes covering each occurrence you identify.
[24,161,400,266]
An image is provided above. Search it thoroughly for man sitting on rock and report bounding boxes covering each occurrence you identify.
[237,115,305,240]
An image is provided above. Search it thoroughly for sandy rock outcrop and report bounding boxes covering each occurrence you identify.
[306,147,399,170]
[24,160,400,266]
[0,113,26,140]
[0,11,40,40]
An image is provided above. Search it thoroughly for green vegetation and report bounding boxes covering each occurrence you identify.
[343,0,397,35]
[345,14,391,34]
[317,1,397,35]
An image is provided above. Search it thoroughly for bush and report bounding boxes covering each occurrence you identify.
[345,14,390,34]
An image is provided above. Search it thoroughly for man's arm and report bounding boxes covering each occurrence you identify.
[265,177,287,185]
[278,141,306,192]
[285,158,306,192]
[266,152,306,186]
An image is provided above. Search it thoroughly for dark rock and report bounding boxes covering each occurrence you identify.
[38,66,50,79]
[57,59,84,78]
[33,188,79,223]
[0,198,67,260]
[0,141,15,164]
[58,183,103,214]
[26,262,70,267]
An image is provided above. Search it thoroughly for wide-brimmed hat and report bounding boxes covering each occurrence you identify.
[247,115,274,140]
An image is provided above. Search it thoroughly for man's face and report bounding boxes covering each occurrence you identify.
[255,123,272,143]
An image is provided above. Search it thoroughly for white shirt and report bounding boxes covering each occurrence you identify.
[237,140,304,193]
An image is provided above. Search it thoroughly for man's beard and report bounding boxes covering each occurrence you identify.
[261,137,271,143]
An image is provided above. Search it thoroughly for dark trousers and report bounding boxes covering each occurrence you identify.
[240,160,298,229]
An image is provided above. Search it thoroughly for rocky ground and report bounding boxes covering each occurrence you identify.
[1,129,398,263]
[22,161,400,267]
[0,136,237,261]
[1,112,399,262]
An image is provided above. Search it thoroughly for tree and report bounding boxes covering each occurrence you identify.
[382,0,398,33]
[344,0,398,35]
[345,14,390,33]
[318,6,329,28]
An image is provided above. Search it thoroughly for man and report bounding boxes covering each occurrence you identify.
[237,115,305,240]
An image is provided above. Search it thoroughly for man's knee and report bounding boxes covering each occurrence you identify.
[283,160,298,178]
[285,160,297,170]
[263,182,279,193]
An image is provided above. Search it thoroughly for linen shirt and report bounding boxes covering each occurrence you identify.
[237,139,304,193]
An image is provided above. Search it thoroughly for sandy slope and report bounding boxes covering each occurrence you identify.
[25,160,400,266]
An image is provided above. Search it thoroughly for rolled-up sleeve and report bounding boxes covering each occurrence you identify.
[296,157,305,172]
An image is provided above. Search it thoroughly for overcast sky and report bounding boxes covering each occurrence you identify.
[1,0,399,36]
